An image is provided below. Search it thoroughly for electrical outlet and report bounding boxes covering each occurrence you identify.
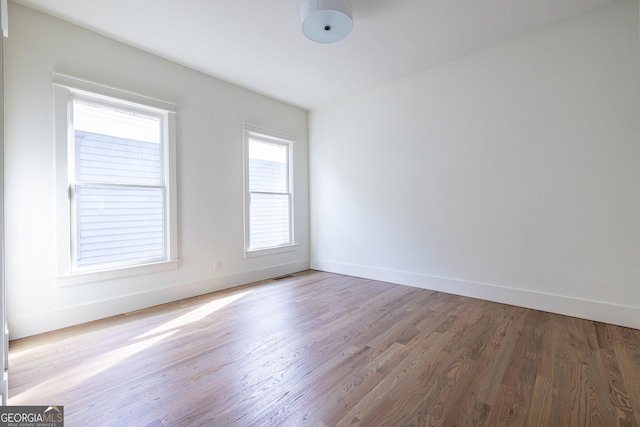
[213,260,222,271]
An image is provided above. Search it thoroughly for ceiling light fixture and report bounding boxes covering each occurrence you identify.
[301,0,353,43]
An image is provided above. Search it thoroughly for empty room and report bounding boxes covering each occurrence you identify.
[1,0,640,425]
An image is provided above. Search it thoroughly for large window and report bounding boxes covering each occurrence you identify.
[244,124,295,255]
[55,75,178,284]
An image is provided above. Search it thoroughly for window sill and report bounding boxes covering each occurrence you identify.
[244,244,298,258]
[56,259,180,287]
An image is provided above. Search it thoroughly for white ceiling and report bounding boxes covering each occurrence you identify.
[12,0,620,110]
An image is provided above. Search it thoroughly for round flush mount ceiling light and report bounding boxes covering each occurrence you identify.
[301,0,353,43]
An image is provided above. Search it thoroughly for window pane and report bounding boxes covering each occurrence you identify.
[74,100,162,186]
[74,100,160,144]
[249,193,291,249]
[75,131,162,185]
[248,139,288,193]
[75,185,165,268]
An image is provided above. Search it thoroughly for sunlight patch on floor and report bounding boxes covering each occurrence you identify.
[10,330,177,405]
[9,290,253,405]
[134,290,252,340]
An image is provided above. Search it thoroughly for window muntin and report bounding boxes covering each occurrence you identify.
[245,128,295,253]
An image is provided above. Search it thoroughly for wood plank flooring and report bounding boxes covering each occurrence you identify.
[8,270,640,426]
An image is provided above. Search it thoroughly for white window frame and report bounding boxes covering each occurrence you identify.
[243,123,297,257]
[54,74,179,286]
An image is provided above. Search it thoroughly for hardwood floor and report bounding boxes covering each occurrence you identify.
[8,270,640,426]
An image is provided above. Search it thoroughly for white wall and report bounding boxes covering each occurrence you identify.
[310,0,640,329]
[4,3,310,339]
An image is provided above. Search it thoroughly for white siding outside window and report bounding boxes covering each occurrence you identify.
[73,100,166,269]
[244,124,296,256]
[54,75,178,285]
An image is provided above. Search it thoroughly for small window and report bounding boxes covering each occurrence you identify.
[55,75,178,284]
[244,124,295,255]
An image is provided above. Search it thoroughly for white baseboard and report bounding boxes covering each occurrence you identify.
[311,259,640,330]
[9,259,310,340]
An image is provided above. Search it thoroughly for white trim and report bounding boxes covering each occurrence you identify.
[243,125,296,255]
[311,259,640,330]
[57,259,180,287]
[53,73,177,113]
[0,12,7,406]
[54,84,72,277]
[12,259,310,339]
[245,244,299,258]
[243,122,296,143]
[1,0,8,38]
[54,79,179,284]
[166,112,178,260]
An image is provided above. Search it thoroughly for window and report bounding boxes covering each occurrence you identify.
[54,75,178,284]
[243,124,295,255]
